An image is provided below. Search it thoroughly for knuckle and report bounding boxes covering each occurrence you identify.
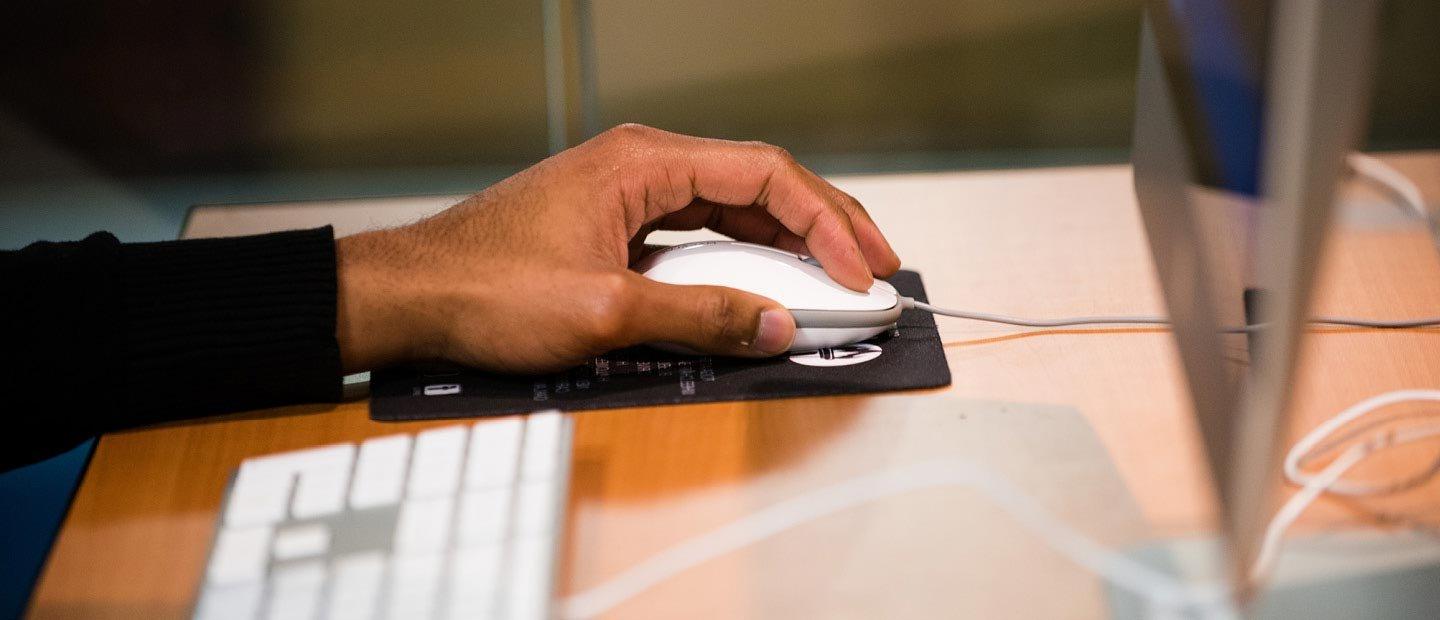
[699,292,749,343]
[812,208,853,240]
[585,273,634,345]
[601,123,655,145]
[762,143,794,165]
[595,124,661,173]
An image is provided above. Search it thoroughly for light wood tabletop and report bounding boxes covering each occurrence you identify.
[29,152,1440,619]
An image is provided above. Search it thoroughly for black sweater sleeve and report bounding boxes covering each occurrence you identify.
[1,227,344,471]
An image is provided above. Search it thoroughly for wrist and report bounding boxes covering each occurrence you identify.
[335,229,443,372]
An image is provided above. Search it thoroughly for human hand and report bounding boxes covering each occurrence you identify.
[335,124,901,374]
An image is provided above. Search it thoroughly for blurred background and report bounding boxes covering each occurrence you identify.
[0,0,1438,614]
[3,0,1438,246]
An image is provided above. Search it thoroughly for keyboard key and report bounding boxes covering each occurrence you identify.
[520,412,565,481]
[351,434,412,509]
[385,552,444,619]
[207,526,273,585]
[465,418,522,490]
[194,582,264,620]
[224,462,292,529]
[456,488,512,547]
[394,496,455,555]
[265,560,325,620]
[503,536,555,620]
[272,523,331,562]
[446,545,501,620]
[326,551,385,620]
[290,445,356,520]
[513,479,560,538]
[408,427,467,499]
[227,444,355,526]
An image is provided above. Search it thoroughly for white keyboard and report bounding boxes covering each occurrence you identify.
[193,411,572,620]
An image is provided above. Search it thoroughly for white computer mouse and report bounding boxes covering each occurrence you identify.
[634,240,901,353]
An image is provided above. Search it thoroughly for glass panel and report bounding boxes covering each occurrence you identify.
[584,0,1438,174]
[586,1,1143,173]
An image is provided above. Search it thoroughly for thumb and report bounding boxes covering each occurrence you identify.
[627,276,796,357]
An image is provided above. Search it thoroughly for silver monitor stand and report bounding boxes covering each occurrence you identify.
[1131,0,1380,605]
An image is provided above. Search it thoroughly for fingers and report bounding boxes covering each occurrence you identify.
[819,187,902,277]
[595,124,901,290]
[653,202,811,255]
[716,150,902,281]
[620,274,795,357]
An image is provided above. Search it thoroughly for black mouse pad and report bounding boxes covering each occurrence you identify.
[370,270,951,421]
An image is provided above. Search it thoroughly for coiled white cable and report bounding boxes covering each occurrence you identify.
[1283,389,1440,495]
[1252,390,1440,581]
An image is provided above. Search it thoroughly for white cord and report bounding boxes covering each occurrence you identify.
[1283,390,1440,495]
[903,298,1440,333]
[1250,444,1369,583]
[901,154,1431,334]
[1348,153,1429,220]
[1252,390,1440,582]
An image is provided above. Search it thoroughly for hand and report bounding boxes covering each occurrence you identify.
[335,124,901,374]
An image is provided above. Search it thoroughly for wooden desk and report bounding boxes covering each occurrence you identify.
[30,152,1440,618]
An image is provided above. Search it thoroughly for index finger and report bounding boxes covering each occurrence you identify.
[608,126,899,291]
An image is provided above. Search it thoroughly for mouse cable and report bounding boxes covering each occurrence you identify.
[900,153,1434,334]
[900,298,1440,333]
